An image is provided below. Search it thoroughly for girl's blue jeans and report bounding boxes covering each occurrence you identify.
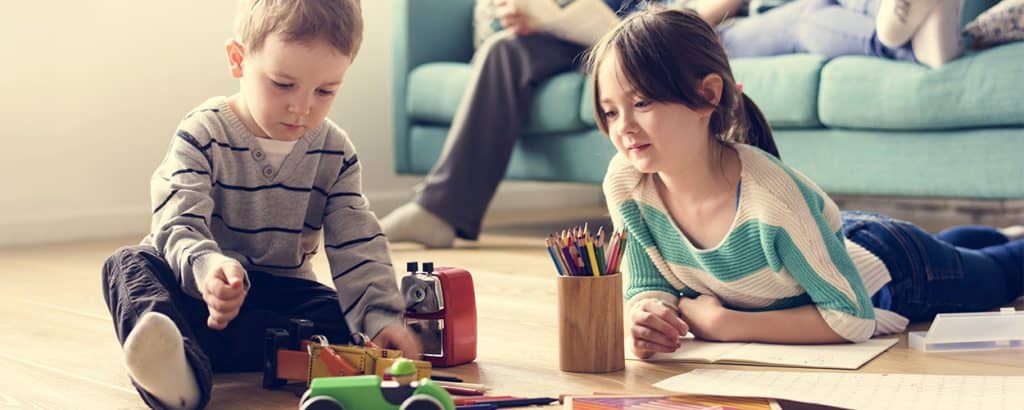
[842,211,1023,321]
[718,0,917,62]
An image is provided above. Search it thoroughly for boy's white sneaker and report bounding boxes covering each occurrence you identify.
[123,312,200,410]
[380,202,456,248]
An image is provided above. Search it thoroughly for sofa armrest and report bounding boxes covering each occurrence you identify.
[392,0,476,173]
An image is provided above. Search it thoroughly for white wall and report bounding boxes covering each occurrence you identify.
[0,2,600,247]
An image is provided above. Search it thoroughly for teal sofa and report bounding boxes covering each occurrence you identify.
[393,0,1024,200]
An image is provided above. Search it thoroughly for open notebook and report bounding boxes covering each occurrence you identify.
[565,394,781,410]
[654,369,1024,410]
[628,337,898,370]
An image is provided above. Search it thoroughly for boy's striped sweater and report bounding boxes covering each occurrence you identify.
[141,96,403,338]
[604,144,907,342]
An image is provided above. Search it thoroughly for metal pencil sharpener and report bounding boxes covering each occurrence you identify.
[401,261,477,367]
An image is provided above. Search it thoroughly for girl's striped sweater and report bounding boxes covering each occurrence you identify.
[604,143,908,342]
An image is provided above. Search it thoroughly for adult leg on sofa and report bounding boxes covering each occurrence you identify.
[792,2,916,61]
[717,0,835,57]
[909,0,965,68]
[382,31,583,247]
[875,0,943,47]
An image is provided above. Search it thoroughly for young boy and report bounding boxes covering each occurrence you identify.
[101,1,419,408]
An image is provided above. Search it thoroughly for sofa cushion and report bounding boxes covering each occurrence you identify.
[407,62,588,134]
[581,54,827,129]
[819,41,1024,130]
[775,128,1024,198]
[732,54,827,129]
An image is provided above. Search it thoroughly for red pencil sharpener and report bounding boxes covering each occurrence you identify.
[401,261,477,367]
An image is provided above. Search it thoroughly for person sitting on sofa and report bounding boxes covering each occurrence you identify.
[382,0,967,249]
[381,0,745,248]
[719,0,967,68]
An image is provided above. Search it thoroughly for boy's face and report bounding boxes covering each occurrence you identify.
[228,33,352,141]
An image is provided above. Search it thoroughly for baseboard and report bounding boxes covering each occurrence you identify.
[0,183,604,247]
[831,195,1024,233]
[10,191,1019,247]
[0,206,151,247]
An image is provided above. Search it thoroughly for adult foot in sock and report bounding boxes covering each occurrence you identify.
[380,202,456,248]
[911,0,965,68]
[124,312,200,409]
[876,0,943,47]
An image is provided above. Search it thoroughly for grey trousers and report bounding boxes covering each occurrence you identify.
[415,31,585,240]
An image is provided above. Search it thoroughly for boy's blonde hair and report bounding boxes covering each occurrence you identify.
[234,0,363,57]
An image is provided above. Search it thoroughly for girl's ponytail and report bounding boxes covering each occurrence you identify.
[739,92,780,159]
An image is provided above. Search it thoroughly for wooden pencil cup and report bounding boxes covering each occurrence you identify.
[556,273,625,373]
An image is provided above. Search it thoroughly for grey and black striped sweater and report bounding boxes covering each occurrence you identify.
[141,96,403,338]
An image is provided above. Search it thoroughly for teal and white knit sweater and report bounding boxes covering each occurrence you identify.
[604,144,908,342]
[141,96,403,338]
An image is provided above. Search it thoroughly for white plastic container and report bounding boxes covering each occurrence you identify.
[908,308,1024,352]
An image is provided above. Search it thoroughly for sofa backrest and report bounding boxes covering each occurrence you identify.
[963,0,1000,27]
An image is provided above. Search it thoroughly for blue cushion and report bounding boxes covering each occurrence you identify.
[732,54,827,129]
[406,62,588,135]
[775,128,1024,198]
[408,125,614,182]
[819,41,1024,130]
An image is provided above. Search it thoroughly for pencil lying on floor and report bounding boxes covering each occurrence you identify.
[546,224,626,276]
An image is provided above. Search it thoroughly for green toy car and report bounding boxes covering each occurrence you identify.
[299,359,454,410]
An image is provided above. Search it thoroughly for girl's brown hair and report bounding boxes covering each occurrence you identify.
[586,7,779,159]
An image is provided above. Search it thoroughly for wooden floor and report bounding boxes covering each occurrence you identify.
[1,209,1021,409]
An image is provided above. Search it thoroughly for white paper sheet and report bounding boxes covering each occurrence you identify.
[654,369,1024,410]
[630,337,899,370]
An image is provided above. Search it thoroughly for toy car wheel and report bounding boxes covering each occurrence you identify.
[301,395,344,410]
[299,389,313,406]
[400,394,444,410]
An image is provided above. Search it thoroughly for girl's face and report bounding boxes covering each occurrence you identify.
[596,52,713,175]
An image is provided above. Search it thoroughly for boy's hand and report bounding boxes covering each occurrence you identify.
[630,300,688,359]
[494,0,537,36]
[677,294,729,341]
[202,261,248,330]
[372,323,422,359]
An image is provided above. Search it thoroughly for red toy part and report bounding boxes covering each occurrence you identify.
[406,267,477,367]
[319,345,361,376]
[277,349,311,381]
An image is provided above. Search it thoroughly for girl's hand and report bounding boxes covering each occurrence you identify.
[630,300,689,359]
[677,294,731,341]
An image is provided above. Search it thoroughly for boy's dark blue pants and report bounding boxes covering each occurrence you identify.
[101,245,352,409]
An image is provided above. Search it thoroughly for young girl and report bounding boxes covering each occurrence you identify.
[587,7,1023,358]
